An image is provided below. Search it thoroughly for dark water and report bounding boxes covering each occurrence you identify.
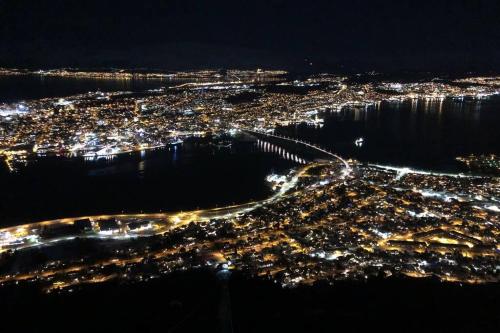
[278,96,500,171]
[0,75,170,102]
[1,76,499,226]
[0,140,296,227]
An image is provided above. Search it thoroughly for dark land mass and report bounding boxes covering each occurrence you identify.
[1,0,499,74]
[1,269,498,332]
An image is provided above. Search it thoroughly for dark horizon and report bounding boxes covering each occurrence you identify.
[1,0,499,73]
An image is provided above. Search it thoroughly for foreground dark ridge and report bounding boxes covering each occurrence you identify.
[0,269,498,333]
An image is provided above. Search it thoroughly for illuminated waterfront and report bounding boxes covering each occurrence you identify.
[0,136,298,227]
[1,0,499,331]
[277,95,500,171]
[1,70,499,171]
[0,71,498,294]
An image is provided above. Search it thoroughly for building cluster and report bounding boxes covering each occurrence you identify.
[456,154,500,175]
[0,156,498,292]
[1,71,499,171]
[0,67,287,80]
[0,70,498,291]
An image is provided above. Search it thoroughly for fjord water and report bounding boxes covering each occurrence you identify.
[0,141,297,227]
[1,75,499,227]
[0,74,169,102]
[278,96,500,171]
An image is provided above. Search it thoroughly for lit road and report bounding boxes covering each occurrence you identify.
[0,160,343,287]
[0,159,344,254]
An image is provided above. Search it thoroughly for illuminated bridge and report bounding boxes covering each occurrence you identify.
[244,129,351,176]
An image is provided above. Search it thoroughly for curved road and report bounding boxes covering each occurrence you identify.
[0,135,351,253]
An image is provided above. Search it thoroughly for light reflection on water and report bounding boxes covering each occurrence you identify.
[0,139,297,227]
[277,96,500,171]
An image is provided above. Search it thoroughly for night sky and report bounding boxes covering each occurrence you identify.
[0,0,499,72]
